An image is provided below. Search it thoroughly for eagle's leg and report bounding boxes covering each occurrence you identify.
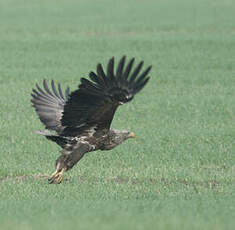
[48,144,91,184]
[48,157,67,184]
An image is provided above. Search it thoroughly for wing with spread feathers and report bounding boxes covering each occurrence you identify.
[62,56,151,135]
[31,80,70,133]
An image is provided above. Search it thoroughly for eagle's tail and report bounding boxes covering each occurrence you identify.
[36,130,68,148]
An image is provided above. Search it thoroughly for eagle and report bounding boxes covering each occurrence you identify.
[31,56,151,184]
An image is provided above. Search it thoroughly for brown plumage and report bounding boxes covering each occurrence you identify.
[31,56,151,183]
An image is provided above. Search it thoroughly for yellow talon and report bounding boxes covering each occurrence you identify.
[48,168,66,184]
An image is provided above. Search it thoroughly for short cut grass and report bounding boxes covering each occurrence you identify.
[0,0,234,229]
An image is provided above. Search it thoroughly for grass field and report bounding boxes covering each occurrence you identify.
[0,0,235,229]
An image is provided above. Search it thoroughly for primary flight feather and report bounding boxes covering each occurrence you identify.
[31,56,152,183]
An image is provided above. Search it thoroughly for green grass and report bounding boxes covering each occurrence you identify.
[0,0,235,229]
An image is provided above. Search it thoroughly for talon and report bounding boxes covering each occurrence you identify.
[48,168,66,184]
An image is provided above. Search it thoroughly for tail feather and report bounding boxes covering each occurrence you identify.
[36,130,68,148]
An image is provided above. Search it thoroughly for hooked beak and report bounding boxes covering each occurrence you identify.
[129,132,136,138]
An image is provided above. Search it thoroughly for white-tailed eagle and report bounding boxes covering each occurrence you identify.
[31,56,151,183]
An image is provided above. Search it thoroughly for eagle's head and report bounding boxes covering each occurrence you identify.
[113,129,136,142]
[101,129,136,150]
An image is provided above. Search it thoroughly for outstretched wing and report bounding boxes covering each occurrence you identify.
[31,80,70,133]
[62,56,151,135]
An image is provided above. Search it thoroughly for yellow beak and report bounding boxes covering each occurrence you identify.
[129,132,136,138]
